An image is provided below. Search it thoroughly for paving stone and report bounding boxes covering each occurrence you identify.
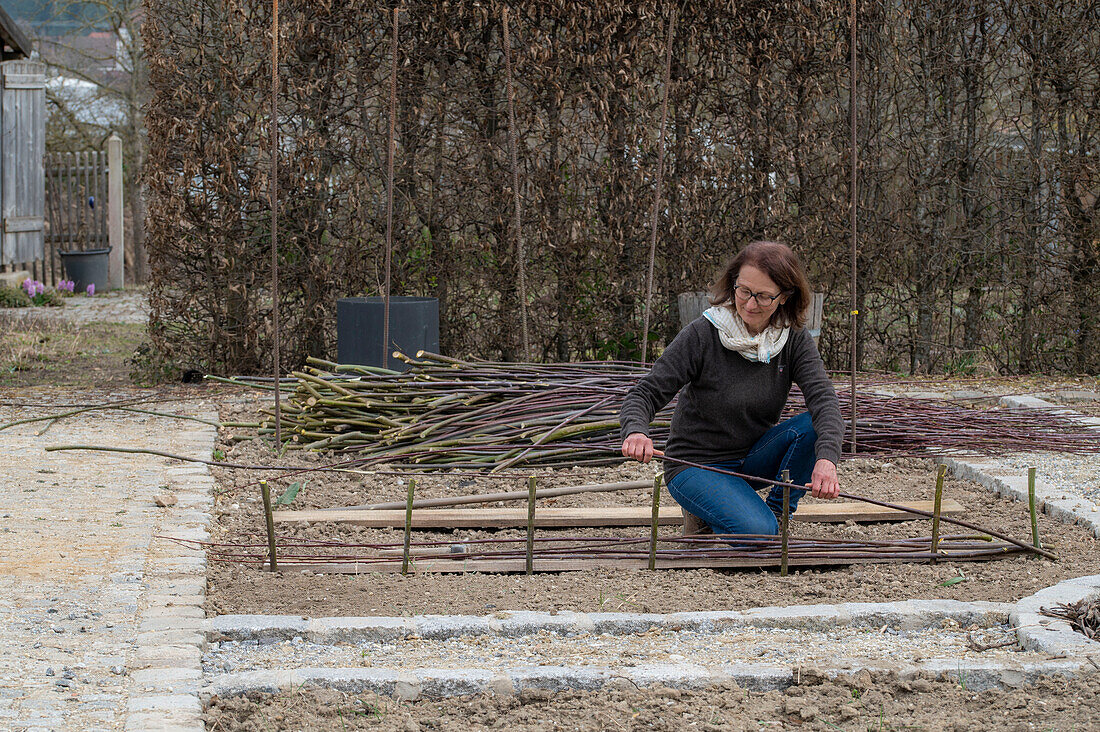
[139,617,204,633]
[141,606,206,620]
[131,668,203,686]
[135,630,205,648]
[127,694,202,713]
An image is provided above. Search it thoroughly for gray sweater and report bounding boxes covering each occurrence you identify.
[619,318,844,482]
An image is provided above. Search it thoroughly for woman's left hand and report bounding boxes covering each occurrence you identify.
[807,459,840,499]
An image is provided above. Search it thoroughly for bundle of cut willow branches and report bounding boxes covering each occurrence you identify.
[221,352,1100,470]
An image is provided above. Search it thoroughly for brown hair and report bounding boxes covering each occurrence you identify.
[710,241,812,329]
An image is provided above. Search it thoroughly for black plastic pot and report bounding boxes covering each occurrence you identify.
[336,296,440,371]
[58,248,111,293]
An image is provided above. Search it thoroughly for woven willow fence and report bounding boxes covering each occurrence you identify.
[144,0,1100,376]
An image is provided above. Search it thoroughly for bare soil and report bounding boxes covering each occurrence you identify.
[207,401,1100,617]
[204,667,1100,731]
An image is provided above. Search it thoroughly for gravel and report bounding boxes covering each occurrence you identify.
[204,621,1030,675]
[993,452,1100,504]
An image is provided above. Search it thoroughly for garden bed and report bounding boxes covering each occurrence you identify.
[205,668,1100,731]
[206,400,1100,617]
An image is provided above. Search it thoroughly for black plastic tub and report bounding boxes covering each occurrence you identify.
[58,248,111,293]
[336,296,440,371]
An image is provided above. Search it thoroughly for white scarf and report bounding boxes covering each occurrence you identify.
[702,303,790,363]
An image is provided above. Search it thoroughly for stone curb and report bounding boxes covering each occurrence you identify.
[1012,574,1100,659]
[204,657,1085,701]
[125,409,218,732]
[207,600,1012,645]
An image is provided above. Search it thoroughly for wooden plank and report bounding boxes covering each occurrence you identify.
[272,549,1018,575]
[792,499,964,522]
[275,499,966,529]
[807,292,825,343]
[277,506,689,528]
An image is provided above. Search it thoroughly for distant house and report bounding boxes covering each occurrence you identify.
[0,3,45,272]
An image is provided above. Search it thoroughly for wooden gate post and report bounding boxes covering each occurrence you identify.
[107,134,124,289]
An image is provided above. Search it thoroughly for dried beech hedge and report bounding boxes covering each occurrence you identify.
[144,0,1100,375]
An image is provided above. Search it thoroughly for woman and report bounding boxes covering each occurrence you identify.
[620,241,844,536]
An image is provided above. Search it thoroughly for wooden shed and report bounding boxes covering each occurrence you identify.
[0,5,44,272]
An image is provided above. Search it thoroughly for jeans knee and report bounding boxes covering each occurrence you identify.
[790,411,816,441]
[742,510,778,537]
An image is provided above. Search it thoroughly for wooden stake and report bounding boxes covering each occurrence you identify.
[526,476,536,575]
[780,469,790,577]
[930,464,945,563]
[402,478,415,575]
[649,473,662,570]
[260,480,278,572]
[1028,466,1040,555]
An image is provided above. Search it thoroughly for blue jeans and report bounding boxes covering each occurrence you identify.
[666,412,817,537]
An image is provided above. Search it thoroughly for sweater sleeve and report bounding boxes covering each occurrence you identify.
[788,330,844,465]
[618,321,705,441]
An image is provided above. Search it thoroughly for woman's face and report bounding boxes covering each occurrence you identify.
[733,264,787,335]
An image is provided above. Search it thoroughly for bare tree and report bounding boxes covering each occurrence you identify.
[32,0,148,284]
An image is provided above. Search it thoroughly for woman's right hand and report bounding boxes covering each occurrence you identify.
[622,432,656,463]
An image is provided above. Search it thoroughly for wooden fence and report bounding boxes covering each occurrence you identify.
[43,151,110,285]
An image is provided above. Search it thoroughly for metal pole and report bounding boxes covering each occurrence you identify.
[383,7,398,369]
[502,7,530,360]
[641,8,677,365]
[849,0,859,453]
[270,0,282,449]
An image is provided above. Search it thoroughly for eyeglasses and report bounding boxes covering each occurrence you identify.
[733,284,786,307]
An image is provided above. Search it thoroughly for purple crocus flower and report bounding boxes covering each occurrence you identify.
[85,283,95,297]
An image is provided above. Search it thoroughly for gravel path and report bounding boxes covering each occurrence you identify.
[206,621,1026,676]
[0,396,216,729]
[9,289,149,325]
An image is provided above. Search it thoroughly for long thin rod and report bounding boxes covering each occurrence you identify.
[502,7,530,359]
[383,7,398,370]
[650,452,1056,560]
[848,0,858,452]
[641,8,677,365]
[270,0,282,447]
